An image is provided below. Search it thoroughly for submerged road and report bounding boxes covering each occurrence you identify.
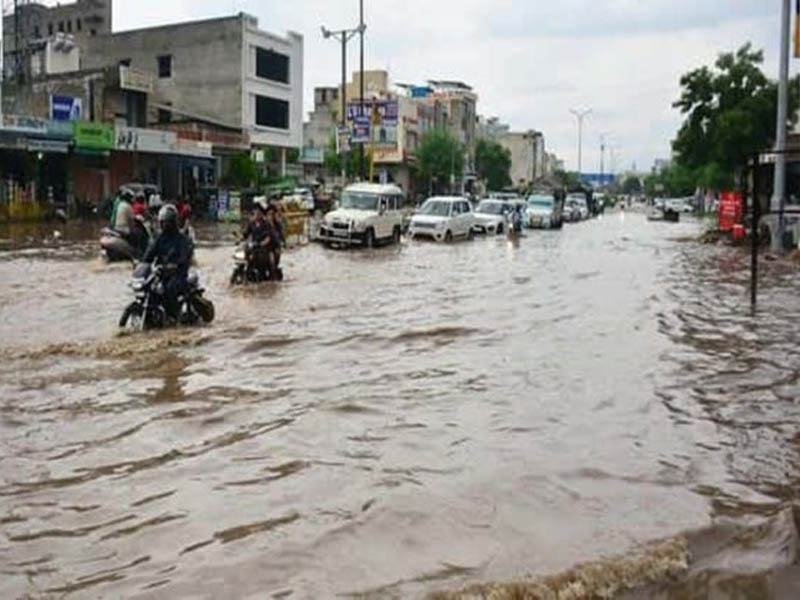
[1,212,800,598]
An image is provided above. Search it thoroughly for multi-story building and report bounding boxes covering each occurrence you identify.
[2,0,112,82]
[82,13,304,160]
[300,87,339,181]
[499,130,545,190]
[477,116,510,140]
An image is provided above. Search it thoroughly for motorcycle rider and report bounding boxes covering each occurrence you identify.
[265,203,285,280]
[141,205,192,321]
[510,203,524,233]
[112,189,146,251]
[241,200,272,280]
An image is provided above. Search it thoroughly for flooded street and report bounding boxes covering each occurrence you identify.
[2,213,800,598]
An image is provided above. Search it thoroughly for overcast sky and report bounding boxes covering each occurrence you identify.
[109,2,797,172]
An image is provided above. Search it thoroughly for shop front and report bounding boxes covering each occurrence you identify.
[71,121,114,214]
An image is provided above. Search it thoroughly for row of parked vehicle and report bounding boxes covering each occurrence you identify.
[318,184,596,247]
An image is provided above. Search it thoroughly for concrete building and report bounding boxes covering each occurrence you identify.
[499,130,546,190]
[300,87,339,181]
[477,116,510,140]
[82,13,304,160]
[2,0,112,81]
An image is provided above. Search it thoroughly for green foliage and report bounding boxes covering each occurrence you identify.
[224,153,258,189]
[324,133,372,180]
[475,139,512,191]
[553,170,581,189]
[672,43,800,189]
[416,128,465,191]
[622,176,642,195]
[645,164,697,197]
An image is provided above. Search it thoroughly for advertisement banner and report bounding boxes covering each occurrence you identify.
[74,121,114,150]
[337,125,351,154]
[115,126,177,153]
[718,191,743,232]
[28,139,70,154]
[351,115,371,144]
[347,100,398,125]
[1,114,48,134]
[50,95,82,121]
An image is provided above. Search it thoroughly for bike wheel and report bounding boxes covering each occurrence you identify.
[119,302,141,328]
[192,296,215,324]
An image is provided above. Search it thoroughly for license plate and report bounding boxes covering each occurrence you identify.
[333,229,349,237]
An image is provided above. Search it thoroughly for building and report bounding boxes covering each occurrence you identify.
[499,130,545,190]
[2,0,112,83]
[82,13,304,166]
[300,87,339,182]
[477,116,510,140]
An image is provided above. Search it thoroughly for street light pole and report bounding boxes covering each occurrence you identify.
[570,108,592,178]
[771,0,791,252]
[322,23,364,183]
[359,0,366,181]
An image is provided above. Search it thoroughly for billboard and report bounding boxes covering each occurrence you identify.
[347,100,398,125]
[351,115,371,144]
[50,95,82,121]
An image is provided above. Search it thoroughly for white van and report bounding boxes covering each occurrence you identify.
[319,183,405,247]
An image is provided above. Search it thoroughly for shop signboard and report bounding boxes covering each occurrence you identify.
[1,114,48,134]
[74,121,114,150]
[336,125,351,154]
[120,66,154,94]
[351,115,371,144]
[115,126,176,154]
[28,139,70,154]
[719,191,743,232]
[50,95,83,121]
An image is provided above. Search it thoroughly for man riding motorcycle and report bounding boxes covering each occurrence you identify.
[240,200,273,281]
[141,205,192,320]
[113,189,149,254]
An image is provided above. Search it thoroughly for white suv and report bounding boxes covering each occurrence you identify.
[319,183,405,248]
[409,197,475,242]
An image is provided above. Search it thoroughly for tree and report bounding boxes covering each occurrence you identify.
[553,170,581,189]
[416,128,464,194]
[224,153,258,189]
[475,138,512,191]
[672,43,800,189]
[622,176,642,195]
[324,133,372,180]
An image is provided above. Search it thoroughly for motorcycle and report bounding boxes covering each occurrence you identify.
[507,212,524,238]
[230,241,283,285]
[100,218,151,262]
[119,261,215,330]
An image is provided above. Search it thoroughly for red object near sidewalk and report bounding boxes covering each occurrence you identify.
[719,191,743,232]
[732,224,745,241]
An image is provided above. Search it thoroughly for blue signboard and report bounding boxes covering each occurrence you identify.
[580,173,617,187]
[50,95,82,121]
[352,115,371,144]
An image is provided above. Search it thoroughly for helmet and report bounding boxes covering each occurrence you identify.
[149,193,164,210]
[158,204,180,234]
[119,188,134,203]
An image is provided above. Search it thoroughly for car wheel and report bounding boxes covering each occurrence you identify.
[364,228,375,249]
[445,231,453,243]
[467,228,475,241]
[392,227,401,245]
[496,224,503,235]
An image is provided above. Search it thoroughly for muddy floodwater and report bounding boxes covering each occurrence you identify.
[2,213,800,598]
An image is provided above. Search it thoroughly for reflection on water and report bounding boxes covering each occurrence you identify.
[1,213,800,598]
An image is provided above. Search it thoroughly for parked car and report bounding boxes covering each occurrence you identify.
[526,194,563,229]
[409,197,475,242]
[473,200,512,234]
[563,199,580,222]
[568,195,589,220]
[318,183,405,248]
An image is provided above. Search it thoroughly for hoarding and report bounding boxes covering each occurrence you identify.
[50,95,82,121]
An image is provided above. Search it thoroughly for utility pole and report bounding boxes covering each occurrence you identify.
[359,0,366,181]
[771,0,791,252]
[322,21,364,183]
[570,108,591,178]
[599,132,610,188]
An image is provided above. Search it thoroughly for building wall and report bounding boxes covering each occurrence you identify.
[1,69,109,121]
[241,18,304,149]
[83,16,245,128]
[3,0,112,72]
[500,132,536,188]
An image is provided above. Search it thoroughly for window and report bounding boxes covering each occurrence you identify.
[461,201,471,214]
[67,21,72,33]
[48,23,53,36]
[157,55,172,78]
[90,29,97,36]
[34,25,40,38]
[158,106,172,124]
[119,59,131,67]
[58,21,64,32]
[255,47,289,83]
[76,18,82,31]
[255,95,289,130]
